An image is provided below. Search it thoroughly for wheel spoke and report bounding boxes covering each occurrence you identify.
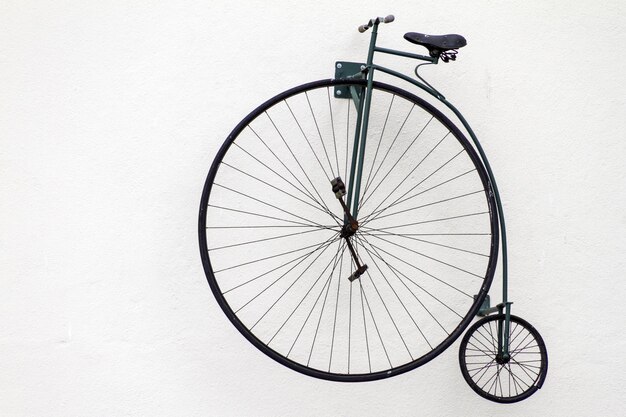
[358,246,416,359]
[213,183,335,229]
[328,246,345,372]
[362,148,466,225]
[359,104,415,203]
[360,227,489,257]
[307,241,345,365]
[361,130,447,214]
[361,168,476,224]
[327,87,341,177]
[356,234,439,344]
[240,130,323,212]
[209,227,330,252]
[223,237,338,294]
[232,233,340,313]
[358,278,372,372]
[247,234,341,327]
[276,241,344,354]
[359,116,436,211]
[354,234,463,318]
[265,110,337,218]
[360,278,393,369]
[220,161,341,221]
[283,100,333,182]
[362,211,490,232]
[208,204,334,231]
[360,94,395,203]
[367,190,485,223]
[363,232,486,279]
[214,233,337,274]
[306,91,336,178]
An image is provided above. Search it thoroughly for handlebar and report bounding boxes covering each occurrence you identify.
[358,15,394,33]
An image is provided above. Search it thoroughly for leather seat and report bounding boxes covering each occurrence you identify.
[404,32,467,56]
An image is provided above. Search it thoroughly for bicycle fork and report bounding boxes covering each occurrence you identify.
[345,21,379,219]
[481,300,514,361]
[329,24,381,282]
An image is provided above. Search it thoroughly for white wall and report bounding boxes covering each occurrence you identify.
[2,1,625,415]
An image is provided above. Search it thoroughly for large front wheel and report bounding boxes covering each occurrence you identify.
[199,79,498,381]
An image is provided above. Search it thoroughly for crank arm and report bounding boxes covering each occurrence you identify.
[345,237,368,281]
[331,177,367,281]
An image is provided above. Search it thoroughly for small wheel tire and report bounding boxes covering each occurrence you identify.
[458,314,548,403]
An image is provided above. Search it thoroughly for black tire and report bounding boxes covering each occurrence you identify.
[199,79,499,381]
[459,314,548,402]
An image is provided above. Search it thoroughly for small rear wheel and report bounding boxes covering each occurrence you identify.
[458,314,548,403]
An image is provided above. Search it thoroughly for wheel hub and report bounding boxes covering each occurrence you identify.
[495,353,510,364]
[340,220,359,238]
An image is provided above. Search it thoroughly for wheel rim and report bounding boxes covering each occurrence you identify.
[459,314,548,402]
[199,79,498,381]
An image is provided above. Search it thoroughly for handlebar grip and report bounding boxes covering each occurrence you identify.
[358,15,395,32]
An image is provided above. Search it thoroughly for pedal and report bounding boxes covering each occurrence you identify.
[348,264,368,281]
[331,177,346,198]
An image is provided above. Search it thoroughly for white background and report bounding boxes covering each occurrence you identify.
[2,1,625,415]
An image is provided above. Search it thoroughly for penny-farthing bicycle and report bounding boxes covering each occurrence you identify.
[199,15,548,403]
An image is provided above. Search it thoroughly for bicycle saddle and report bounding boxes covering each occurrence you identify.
[404,32,467,57]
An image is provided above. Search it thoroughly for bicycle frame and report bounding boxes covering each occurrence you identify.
[340,19,513,358]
